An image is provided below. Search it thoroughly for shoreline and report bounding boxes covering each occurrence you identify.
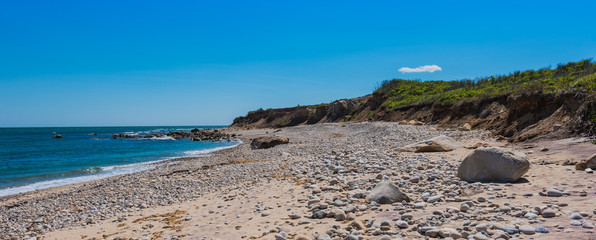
[2,122,595,240]
[0,138,243,199]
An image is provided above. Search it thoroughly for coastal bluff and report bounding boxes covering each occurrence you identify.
[232,91,595,142]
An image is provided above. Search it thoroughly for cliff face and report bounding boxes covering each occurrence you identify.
[231,96,370,128]
[231,91,596,142]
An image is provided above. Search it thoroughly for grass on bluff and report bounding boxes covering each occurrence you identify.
[376,59,596,109]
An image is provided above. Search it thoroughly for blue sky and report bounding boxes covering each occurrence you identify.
[1,1,595,127]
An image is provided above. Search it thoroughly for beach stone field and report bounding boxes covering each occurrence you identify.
[1,122,595,240]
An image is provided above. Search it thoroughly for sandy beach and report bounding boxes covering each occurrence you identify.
[2,122,595,240]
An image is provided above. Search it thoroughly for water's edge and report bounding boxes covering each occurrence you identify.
[0,140,242,198]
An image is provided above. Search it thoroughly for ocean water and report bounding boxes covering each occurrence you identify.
[0,126,239,197]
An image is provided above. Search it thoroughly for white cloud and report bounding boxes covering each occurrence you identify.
[398,65,442,73]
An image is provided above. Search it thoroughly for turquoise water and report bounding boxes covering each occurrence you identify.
[0,126,238,197]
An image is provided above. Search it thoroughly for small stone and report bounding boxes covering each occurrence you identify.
[347,235,359,240]
[535,226,549,233]
[583,223,595,229]
[427,195,442,203]
[524,213,538,219]
[333,209,346,221]
[472,232,489,240]
[547,189,563,197]
[317,234,332,240]
[477,196,486,202]
[275,231,288,240]
[350,220,366,231]
[395,220,408,228]
[519,225,535,235]
[586,168,594,173]
[571,213,582,220]
[425,229,440,238]
[542,209,556,218]
[289,212,302,219]
[460,203,470,212]
[571,221,582,226]
[401,213,413,220]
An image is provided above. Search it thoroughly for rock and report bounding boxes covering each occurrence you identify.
[542,209,556,218]
[427,195,442,203]
[52,134,63,139]
[365,181,410,204]
[519,225,535,235]
[350,220,366,231]
[295,235,312,240]
[311,211,326,219]
[401,213,413,220]
[395,220,408,228]
[426,229,440,237]
[439,228,458,238]
[289,212,302,219]
[250,135,289,149]
[571,213,582,219]
[333,209,346,221]
[346,235,359,240]
[583,223,595,229]
[275,232,288,240]
[460,203,470,212]
[586,168,594,173]
[399,135,463,152]
[317,234,332,240]
[575,153,596,170]
[462,123,472,131]
[409,120,424,125]
[535,226,549,233]
[524,213,538,219]
[472,233,489,240]
[414,202,427,209]
[457,147,530,182]
[547,188,562,197]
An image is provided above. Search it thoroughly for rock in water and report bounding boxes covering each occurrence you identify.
[365,181,410,204]
[52,134,63,139]
[457,147,530,182]
[575,153,596,171]
[399,135,463,152]
[250,135,289,149]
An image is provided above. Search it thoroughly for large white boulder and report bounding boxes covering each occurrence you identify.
[457,147,530,182]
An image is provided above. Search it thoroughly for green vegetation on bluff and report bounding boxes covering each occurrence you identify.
[376,59,596,109]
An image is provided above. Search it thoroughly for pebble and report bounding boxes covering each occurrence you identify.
[395,220,408,228]
[317,234,332,240]
[535,226,549,233]
[542,209,556,218]
[519,225,535,235]
[571,213,582,219]
[547,188,563,197]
